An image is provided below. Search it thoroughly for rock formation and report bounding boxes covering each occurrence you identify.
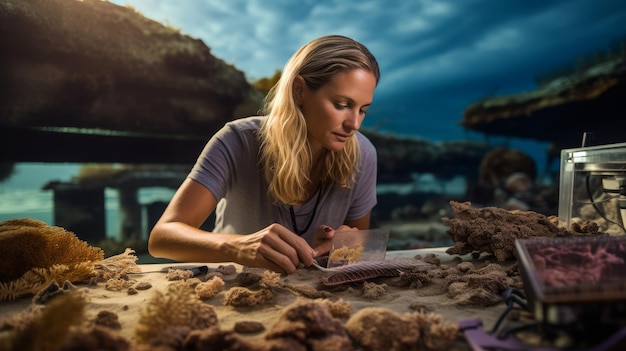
[461,57,626,150]
[0,0,264,163]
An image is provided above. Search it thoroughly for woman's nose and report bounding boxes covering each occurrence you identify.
[344,109,361,130]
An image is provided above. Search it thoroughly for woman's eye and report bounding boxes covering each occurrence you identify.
[334,103,349,109]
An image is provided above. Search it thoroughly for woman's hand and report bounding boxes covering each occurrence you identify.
[311,224,357,257]
[228,223,316,275]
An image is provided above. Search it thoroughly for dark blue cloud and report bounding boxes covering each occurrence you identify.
[110,0,626,167]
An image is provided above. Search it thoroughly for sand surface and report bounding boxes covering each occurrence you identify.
[0,248,511,350]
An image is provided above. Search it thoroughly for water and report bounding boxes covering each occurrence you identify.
[0,135,548,237]
[0,163,175,239]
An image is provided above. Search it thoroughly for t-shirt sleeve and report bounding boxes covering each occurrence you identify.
[187,123,241,201]
[346,132,378,221]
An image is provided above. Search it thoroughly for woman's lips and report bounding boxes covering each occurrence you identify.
[333,132,350,142]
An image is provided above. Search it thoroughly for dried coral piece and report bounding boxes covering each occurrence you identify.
[222,286,273,307]
[445,261,522,306]
[259,270,281,288]
[9,292,87,351]
[329,244,363,265]
[442,201,602,261]
[398,268,432,289]
[319,298,352,320]
[346,307,420,351]
[134,283,218,347]
[0,219,105,301]
[195,276,225,299]
[1,261,97,301]
[105,278,135,291]
[346,307,459,351]
[166,268,194,281]
[266,301,353,350]
[94,248,140,282]
[0,218,104,282]
[361,281,387,299]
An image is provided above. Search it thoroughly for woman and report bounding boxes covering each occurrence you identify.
[149,34,380,274]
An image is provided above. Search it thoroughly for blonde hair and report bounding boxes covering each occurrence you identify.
[258,35,380,205]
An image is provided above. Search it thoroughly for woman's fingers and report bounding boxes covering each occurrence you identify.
[244,224,316,273]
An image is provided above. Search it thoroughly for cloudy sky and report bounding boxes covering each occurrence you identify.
[110,0,626,163]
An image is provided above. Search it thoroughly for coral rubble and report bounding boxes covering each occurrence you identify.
[443,201,602,261]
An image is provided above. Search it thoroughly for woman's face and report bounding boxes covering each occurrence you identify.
[298,69,377,156]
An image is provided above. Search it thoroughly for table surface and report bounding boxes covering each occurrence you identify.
[0,247,507,350]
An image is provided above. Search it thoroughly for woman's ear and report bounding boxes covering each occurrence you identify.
[293,76,305,105]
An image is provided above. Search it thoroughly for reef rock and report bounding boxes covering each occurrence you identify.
[0,0,263,162]
[442,201,603,261]
[461,57,626,149]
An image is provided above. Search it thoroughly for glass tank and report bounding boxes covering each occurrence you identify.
[558,142,626,235]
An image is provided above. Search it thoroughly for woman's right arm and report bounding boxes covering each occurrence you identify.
[148,178,316,274]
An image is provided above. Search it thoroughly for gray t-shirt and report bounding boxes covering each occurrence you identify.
[188,116,377,243]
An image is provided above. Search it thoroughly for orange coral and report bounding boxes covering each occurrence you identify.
[0,218,106,301]
[0,218,104,282]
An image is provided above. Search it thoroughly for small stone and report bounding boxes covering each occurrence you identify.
[134,281,152,290]
[234,321,265,334]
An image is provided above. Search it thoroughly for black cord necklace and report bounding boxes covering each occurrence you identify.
[289,184,323,235]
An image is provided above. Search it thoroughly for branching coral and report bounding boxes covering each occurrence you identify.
[0,218,105,301]
[0,262,97,301]
[329,245,364,265]
[93,248,140,281]
[0,218,104,282]
[134,283,218,348]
